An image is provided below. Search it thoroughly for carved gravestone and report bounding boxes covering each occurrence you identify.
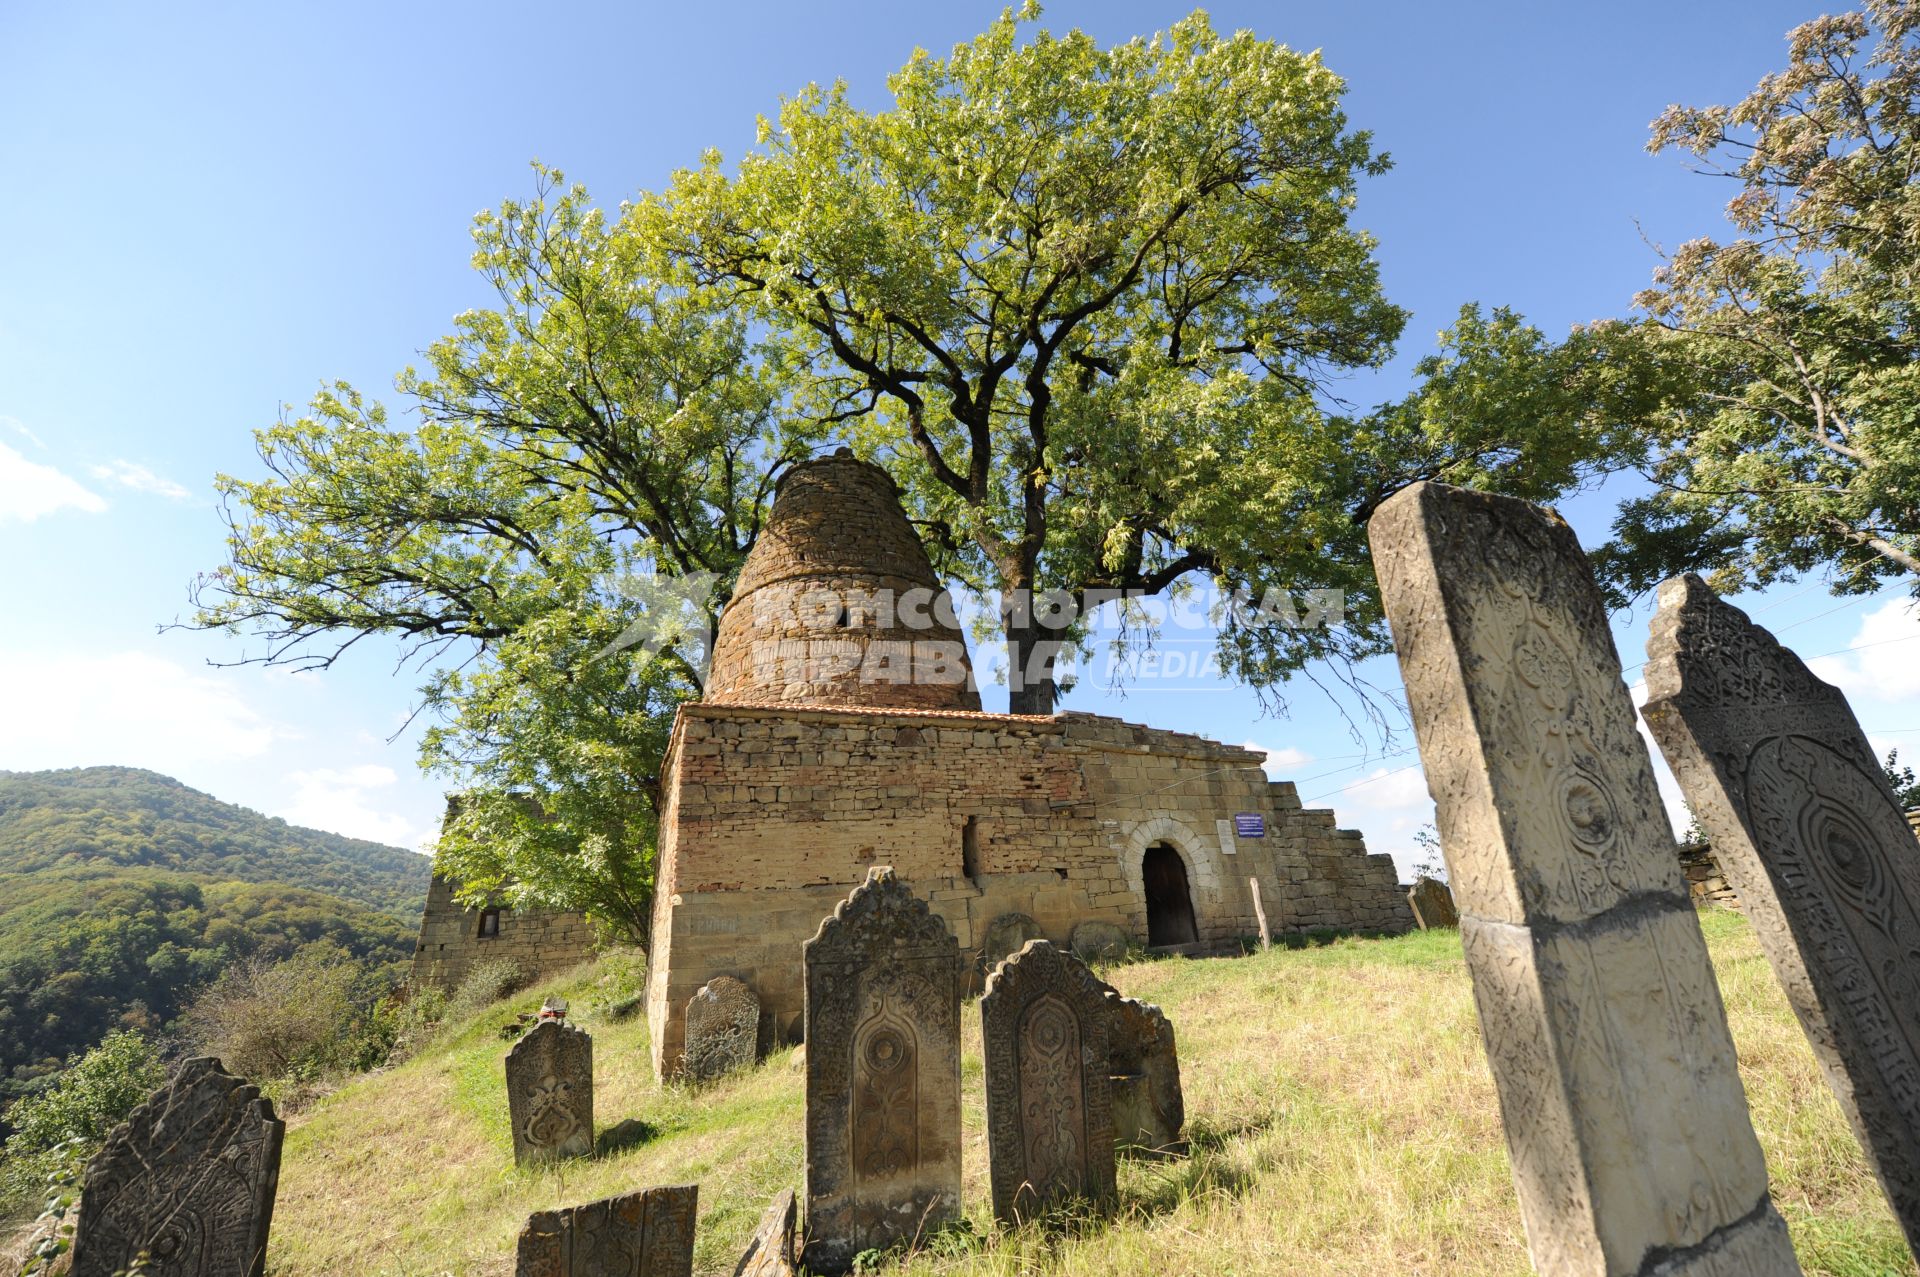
[802,867,964,1273]
[515,1183,696,1277]
[72,1057,282,1277]
[981,911,1044,968]
[1105,993,1184,1156]
[507,1019,594,1167]
[1644,573,1920,1256]
[1068,920,1129,962]
[683,976,760,1082]
[980,940,1117,1224]
[1369,483,1800,1277]
[1406,876,1459,929]
[733,1188,798,1277]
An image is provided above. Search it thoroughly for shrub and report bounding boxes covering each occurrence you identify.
[179,949,363,1082]
[443,958,532,1027]
[0,1030,164,1209]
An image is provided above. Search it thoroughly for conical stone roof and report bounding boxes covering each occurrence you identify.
[705,449,981,711]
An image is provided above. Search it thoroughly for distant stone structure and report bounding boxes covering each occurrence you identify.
[981,940,1117,1225]
[506,1020,594,1167]
[72,1057,283,1277]
[409,800,598,993]
[682,975,760,1082]
[1371,483,1800,1277]
[1677,840,1741,907]
[1406,876,1458,929]
[1645,572,1920,1256]
[801,869,964,1273]
[1105,993,1184,1157]
[514,1183,696,1277]
[643,450,1411,1077]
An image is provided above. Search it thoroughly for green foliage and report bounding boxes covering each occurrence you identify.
[652,7,1415,712]
[1597,3,1920,600]
[180,949,387,1083]
[1885,748,1920,810]
[0,768,422,1118]
[1,1031,163,1211]
[442,957,533,1029]
[0,767,429,916]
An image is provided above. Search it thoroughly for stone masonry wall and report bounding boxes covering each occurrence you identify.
[644,701,1412,1075]
[409,873,597,994]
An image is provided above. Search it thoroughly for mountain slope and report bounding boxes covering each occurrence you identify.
[0,767,431,1103]
[0,766,432,916]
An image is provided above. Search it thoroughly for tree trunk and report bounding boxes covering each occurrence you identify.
[1004,618,1060,716]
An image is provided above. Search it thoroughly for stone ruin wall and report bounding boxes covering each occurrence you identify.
[644,700,1411,1074]
[409,873,598,994]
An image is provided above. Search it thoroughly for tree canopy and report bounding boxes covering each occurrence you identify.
[1595,1,1920,600]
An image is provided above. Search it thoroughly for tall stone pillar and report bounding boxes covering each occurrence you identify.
[1369,482,1800,1277]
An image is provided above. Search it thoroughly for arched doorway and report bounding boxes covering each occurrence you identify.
[1142,842,1199,947]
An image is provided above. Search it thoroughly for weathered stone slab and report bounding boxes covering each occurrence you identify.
[1369,482,1799,1277]
[733,1188,798,1277]
[801,867,963,1272]
[507,1019,594,1167]
[72,1056,283,1277]
[980,940,1116,1224]
[1407,876,1459,929]
[683,975,760,1082]
[1644,572,1920,1256]
[1105,993,1184,1156]
[515,1183,697,1277]
[981,911,1044,967]
[1068,920,1129,962]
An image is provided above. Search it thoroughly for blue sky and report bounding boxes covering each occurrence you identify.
[4,1,1916,873]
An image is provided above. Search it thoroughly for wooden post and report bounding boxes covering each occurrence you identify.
[1248,877,1271,952]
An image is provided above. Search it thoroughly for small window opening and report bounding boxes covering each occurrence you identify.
[477,907,502,939]
[961,816,980,882]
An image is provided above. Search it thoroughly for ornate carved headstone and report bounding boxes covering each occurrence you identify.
[801,867,963,1273]
[682,976,760,1082]
[506,1019,594,1167]
[980,940,1116,1224]
[515,1183,696,1277]
[1105,993,1184,1156]
[981,911,1044,968]
[72,1056,283,1277]
[733,1188,798,1277]
[1369,482,1800,1277]
[1644,572,1920,1255]
[1407,876,1459,929]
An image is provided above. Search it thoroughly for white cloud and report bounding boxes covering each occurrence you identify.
[1315,757,1435,881]
[88,459,192,502]
[1242,741,1312,774]
[1807,599,1920,707]
[1629,680,1693,840]
[0,441,106,521]
[0,649,280,770]
[278,764,434,851]
[0,415,45,449]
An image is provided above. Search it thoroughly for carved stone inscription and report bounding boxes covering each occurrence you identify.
[802,867,962,1273]
[682,975,760,1082]
[514,1183,697,1277]
[1369,482,1799,1277]
[980,940,1116,1225]
[72,1057,284,1277]
[1645,572,1920,1256]
[507,1020,594,1167]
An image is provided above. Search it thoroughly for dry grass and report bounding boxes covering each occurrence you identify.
[263,909,1914,1277]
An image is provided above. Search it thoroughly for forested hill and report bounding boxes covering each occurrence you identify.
[0,766,432,916]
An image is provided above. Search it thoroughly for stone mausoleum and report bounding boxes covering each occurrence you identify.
[643,451,1411,1077]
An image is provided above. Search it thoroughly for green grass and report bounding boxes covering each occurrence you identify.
[264,909,1914,1276]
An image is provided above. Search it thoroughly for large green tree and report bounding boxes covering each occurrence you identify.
[1597,1,1920,599]
[652,6,1412,712]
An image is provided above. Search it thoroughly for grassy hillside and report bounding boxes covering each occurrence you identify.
[0,767,431,916]
[268,910,1913,1277]
[0,767,429,1102]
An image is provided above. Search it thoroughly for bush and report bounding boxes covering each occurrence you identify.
[0,1030,164,1209]
[179,949,367,1083]
[443,958,532,1028]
